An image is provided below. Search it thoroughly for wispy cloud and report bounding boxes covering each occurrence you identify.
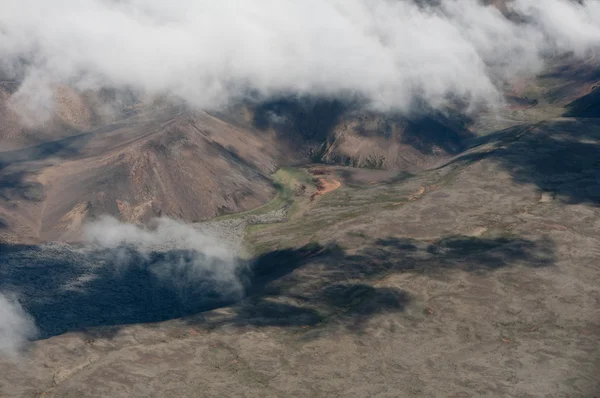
[83,216,245,298]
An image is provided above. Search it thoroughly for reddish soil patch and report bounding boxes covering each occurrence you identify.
[310,178,341,201]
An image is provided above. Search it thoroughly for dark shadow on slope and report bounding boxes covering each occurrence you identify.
[0,132,93,170]
[0,169,46,202]
[322,284,410,315]
[244,245,324,291]
[193,234,554,331]
[321,283,411,330]
[252,96,475,162]
[538,59,600,104]
[538,60,600,86]
[450,118,600,205]
[0,244,244,340]
[1,233,555,340]
[564,85,600,118]
[0,120,134,205]
[0,244,327,340]
[398,112,474,155]
[231,299,323,327]
[0,132,93,204]
[252,96,349,155]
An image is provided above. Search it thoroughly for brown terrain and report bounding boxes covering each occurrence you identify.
[0,56,600,397]
[0,84,472,243]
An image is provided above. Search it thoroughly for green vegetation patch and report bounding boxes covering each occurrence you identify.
[212,167,313,221]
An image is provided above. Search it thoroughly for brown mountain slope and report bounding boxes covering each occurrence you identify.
[0,106,290,242]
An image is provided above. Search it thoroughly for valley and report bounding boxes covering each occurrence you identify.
[0,5,599,393]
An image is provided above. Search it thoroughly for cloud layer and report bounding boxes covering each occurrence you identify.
[1,0,599,119]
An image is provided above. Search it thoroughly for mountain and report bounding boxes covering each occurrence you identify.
[0,56,599,397]
[0,87,478,243]
[0,98,292,242]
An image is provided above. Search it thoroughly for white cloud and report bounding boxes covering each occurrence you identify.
[0,0,599,120]
[0,293,38,357]
[83,216,244,297]
[513,0,600,57]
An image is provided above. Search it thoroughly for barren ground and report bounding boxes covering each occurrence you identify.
[1,117,599,397]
